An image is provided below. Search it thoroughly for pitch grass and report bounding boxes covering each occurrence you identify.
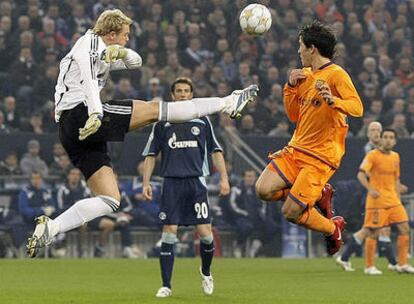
[0,258,413,304]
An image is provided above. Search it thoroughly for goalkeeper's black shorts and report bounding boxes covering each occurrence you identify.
[58,99,133,180]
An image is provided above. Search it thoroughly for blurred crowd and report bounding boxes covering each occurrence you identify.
[0,0,414,138]
[2,0,414,258]
[0,145,282,258]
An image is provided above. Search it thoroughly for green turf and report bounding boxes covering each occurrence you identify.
[0,258,412,304]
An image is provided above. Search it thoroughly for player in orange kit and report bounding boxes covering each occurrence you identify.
[358,128,414,275]
[255,21,363,255]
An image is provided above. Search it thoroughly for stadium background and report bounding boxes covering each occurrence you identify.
[0,0,414,259]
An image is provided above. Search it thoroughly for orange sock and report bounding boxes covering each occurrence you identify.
[398,235,409,265]
[271,189,289,201]
[297,207,335,234]
[365,238,377,268]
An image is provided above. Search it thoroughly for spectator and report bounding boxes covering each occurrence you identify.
[141,77,165,101]
[113,78,139,100]
[0,111,11,134]
[377,54,393,87]
[181,37,205,69]
[389,113,410,139]
[0,151,22,176]
[231,62,253,90]
[382,80,404,111]
[219,51,238,83]
[268,119,291,138]
[261,66,280,98]
[0,16,13,72]
[49,142,65,165]
[366,99,384,122]
[20,139,49,177]
[138,52,158,89]
[0,151,23,189]
[239,114,261,136]
[18,171,55,227]
[405,101,414,133]
[67,3,92,37]
[2,96,21,130]
[56,168,90,257]
[9,47,39,107]
[395,57,414,88]
[26,4,42,32]
[8,15,31,50]
[121,161,161,227]
[49,154,72,178]
[383,98,405,127]
[227,170,278,257]
[161,52,184,85]
[89,186,139,258]
[36,18,68,50]
[24,112,45,134]
[32,65,59,108]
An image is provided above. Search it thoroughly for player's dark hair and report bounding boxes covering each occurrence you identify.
[171,77,194,93]
[381,128,398,139]
[299,21,337,59]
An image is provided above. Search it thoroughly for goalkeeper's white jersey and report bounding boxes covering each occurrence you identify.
[54,29,142,122]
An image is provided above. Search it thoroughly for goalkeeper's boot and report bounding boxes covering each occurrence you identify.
[26,215,54,258]
[200,267,214,295]
[156,287,172,298]
[223,84,259,119]
[315,183,334,219]
[326,216,346,255]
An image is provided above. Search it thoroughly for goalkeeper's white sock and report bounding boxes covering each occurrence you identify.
[50,196,119,236]
[159,97,227,122]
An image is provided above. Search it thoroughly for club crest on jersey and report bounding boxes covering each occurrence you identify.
[168,132,198,149]
[159,212,167,220]
[191,126,200,136]
[311,98,321,107]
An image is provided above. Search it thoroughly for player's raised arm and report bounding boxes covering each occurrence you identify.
[329,69,363,117]
[108,46,142,70]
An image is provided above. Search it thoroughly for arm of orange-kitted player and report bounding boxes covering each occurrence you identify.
[330,70,364,117]
[283,84,300,122]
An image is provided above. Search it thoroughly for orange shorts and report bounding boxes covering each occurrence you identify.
[363,204,409,228]
[266,147,335,208]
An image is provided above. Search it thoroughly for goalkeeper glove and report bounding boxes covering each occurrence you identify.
[103,45,128,63]
[78,112,103,141]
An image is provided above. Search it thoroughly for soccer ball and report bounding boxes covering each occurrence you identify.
[239,3,272,36]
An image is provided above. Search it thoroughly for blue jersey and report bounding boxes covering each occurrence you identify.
[142,117,222,178]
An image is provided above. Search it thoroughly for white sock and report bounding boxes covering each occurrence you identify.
[160,97,227,122]
[50,196,119,236]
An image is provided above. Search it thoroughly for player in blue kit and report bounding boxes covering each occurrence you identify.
[142,77,230,298]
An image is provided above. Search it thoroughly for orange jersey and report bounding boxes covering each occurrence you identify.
[360,149,401,209]
[283,63,363,168]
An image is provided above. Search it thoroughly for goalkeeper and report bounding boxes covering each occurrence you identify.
[26,9,258,258]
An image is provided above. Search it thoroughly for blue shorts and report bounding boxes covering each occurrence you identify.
[159,177,211,226]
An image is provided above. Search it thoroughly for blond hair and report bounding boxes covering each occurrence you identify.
[93,9,132,36]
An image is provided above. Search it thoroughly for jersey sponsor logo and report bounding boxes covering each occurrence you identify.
[168,132,198,149]
[191,126,200,135]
